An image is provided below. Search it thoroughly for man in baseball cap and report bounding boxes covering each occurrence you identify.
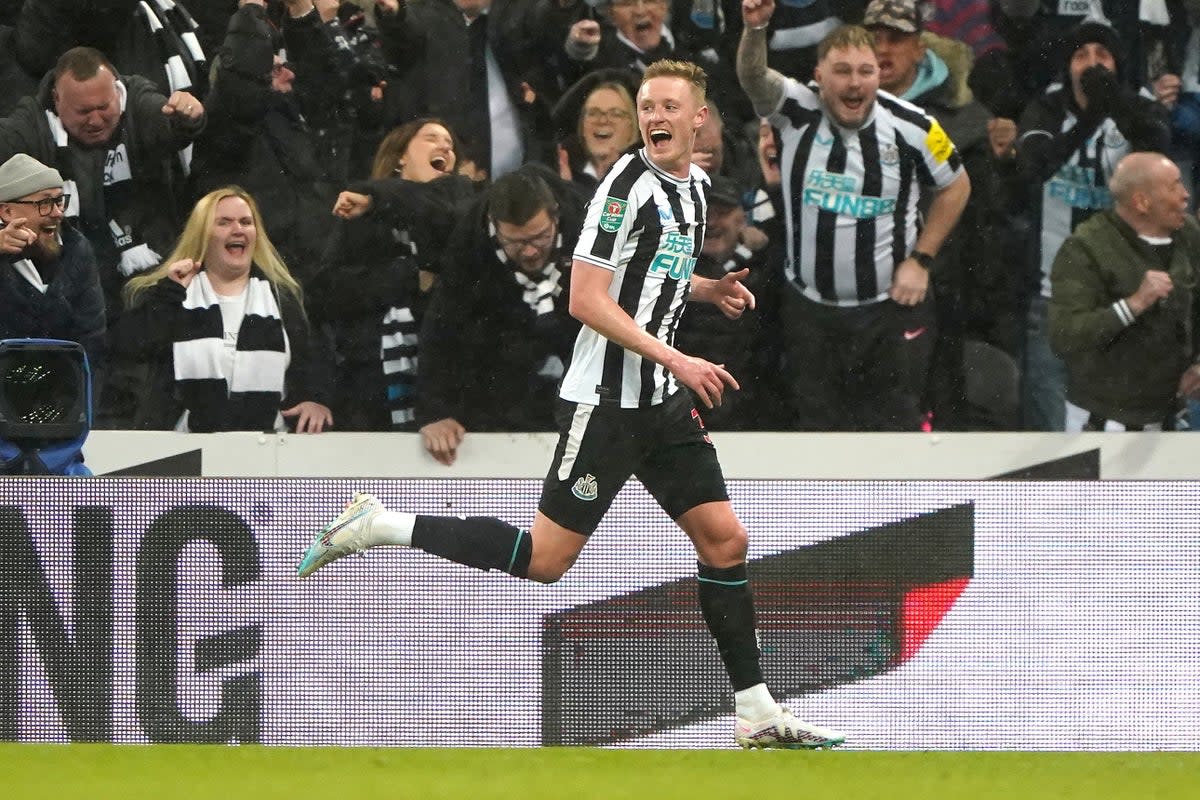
[862,0,925,97]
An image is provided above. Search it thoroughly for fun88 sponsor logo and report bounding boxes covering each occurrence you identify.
[649,232,696,280]
[1047,165,1112,210]
[802,169,896,219]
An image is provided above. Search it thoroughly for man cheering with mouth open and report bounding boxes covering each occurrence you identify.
[737,0,970,432]
[0,153,106,376]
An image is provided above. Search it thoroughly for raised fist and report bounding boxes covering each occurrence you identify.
[1080,65,1121,118]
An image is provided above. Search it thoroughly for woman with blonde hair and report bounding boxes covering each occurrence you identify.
[112,186,333,433]
[552,70,641,194]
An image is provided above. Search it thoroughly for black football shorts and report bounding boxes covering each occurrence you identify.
[538,390,729,535]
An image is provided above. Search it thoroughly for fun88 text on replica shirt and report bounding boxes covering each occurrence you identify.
[559,148,708,408]
[771,77,963,306]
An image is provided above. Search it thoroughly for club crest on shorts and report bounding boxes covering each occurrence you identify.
[599,197,627,232]
[572,473,599,501]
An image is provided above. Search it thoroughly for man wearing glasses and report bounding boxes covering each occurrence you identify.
[0,153,106,376]
[415,164,585,465]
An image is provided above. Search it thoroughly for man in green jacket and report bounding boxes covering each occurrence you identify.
[1049,152,1200,431]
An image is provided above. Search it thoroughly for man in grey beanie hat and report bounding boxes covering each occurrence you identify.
[0,151,106,375]
[0,153,67,258]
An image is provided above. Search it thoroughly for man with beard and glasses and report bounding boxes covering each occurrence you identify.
[0,153,106,376]
[297,59,846,751]
[737,0,971,432]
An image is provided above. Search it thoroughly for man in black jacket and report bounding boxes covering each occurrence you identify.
[191,0,341,286]
[0,46,205,323]
[0,154,106,376]
[376,0,553,180]
[417,165,583,465]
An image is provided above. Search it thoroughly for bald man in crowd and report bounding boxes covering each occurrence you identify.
[1049,152,1200,431]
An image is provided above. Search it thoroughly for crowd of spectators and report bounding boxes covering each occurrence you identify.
[3,0,1200,450]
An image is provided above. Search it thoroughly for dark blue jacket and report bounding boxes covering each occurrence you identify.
[0,223,106,374]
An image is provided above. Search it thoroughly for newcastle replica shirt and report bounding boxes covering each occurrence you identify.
[560,148,708,408]
[770,77,963,306]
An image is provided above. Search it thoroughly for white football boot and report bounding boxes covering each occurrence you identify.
[735,707,846,750]
[297,492,386,578]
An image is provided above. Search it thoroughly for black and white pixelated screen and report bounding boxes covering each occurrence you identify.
[2,479,1197,749]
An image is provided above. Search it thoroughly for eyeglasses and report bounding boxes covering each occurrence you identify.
[4,194,70,216]
[610,0,666,8]
[584,108,633,124]
[495,222,557,251]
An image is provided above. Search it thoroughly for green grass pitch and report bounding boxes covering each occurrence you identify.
[2,745,1196,800]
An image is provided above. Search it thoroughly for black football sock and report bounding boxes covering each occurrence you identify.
[411,515,532,578]
[697,561,765,691]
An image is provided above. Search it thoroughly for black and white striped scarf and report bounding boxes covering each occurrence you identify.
[487,220,566,380]
[45,79,166,278]
[488,219,563,316]
[381,305,418,430]
[136,0,206,176]
[380,230,419,430]
[136,0,207,100]
[172,271,290,433]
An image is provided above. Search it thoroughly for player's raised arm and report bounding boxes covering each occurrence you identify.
[737,0,787,117]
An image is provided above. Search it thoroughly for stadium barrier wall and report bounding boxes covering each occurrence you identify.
[84,430,1200,479]
[3,477,1196,749]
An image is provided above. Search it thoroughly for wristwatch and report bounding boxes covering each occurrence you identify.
[910,250,934,269]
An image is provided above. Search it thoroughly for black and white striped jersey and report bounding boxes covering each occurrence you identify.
[1027,111,1129,299]
[559,149,708,408]
[769,77,964,307]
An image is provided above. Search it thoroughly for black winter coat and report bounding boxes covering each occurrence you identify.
[0,224,107,374]
[416,167,584,430]
[190,2,335,286]
[105,269,332,431]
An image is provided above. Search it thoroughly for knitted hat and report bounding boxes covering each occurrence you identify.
[0,154,64,203]
[862,0,922,34]
[1061,20,1125,79]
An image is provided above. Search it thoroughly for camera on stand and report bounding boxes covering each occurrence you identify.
[0,339,92,476]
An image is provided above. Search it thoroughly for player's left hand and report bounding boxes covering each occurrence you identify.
[714,267,756,320]
[889,258,929,306]
[162,91,204,121]
[672,354,739,409]
[282,401,334,433]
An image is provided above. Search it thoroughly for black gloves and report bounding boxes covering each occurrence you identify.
[1079,64,1123,119]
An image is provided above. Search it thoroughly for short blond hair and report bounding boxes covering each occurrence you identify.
[817,25,876,62]
[642,59,707,104]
